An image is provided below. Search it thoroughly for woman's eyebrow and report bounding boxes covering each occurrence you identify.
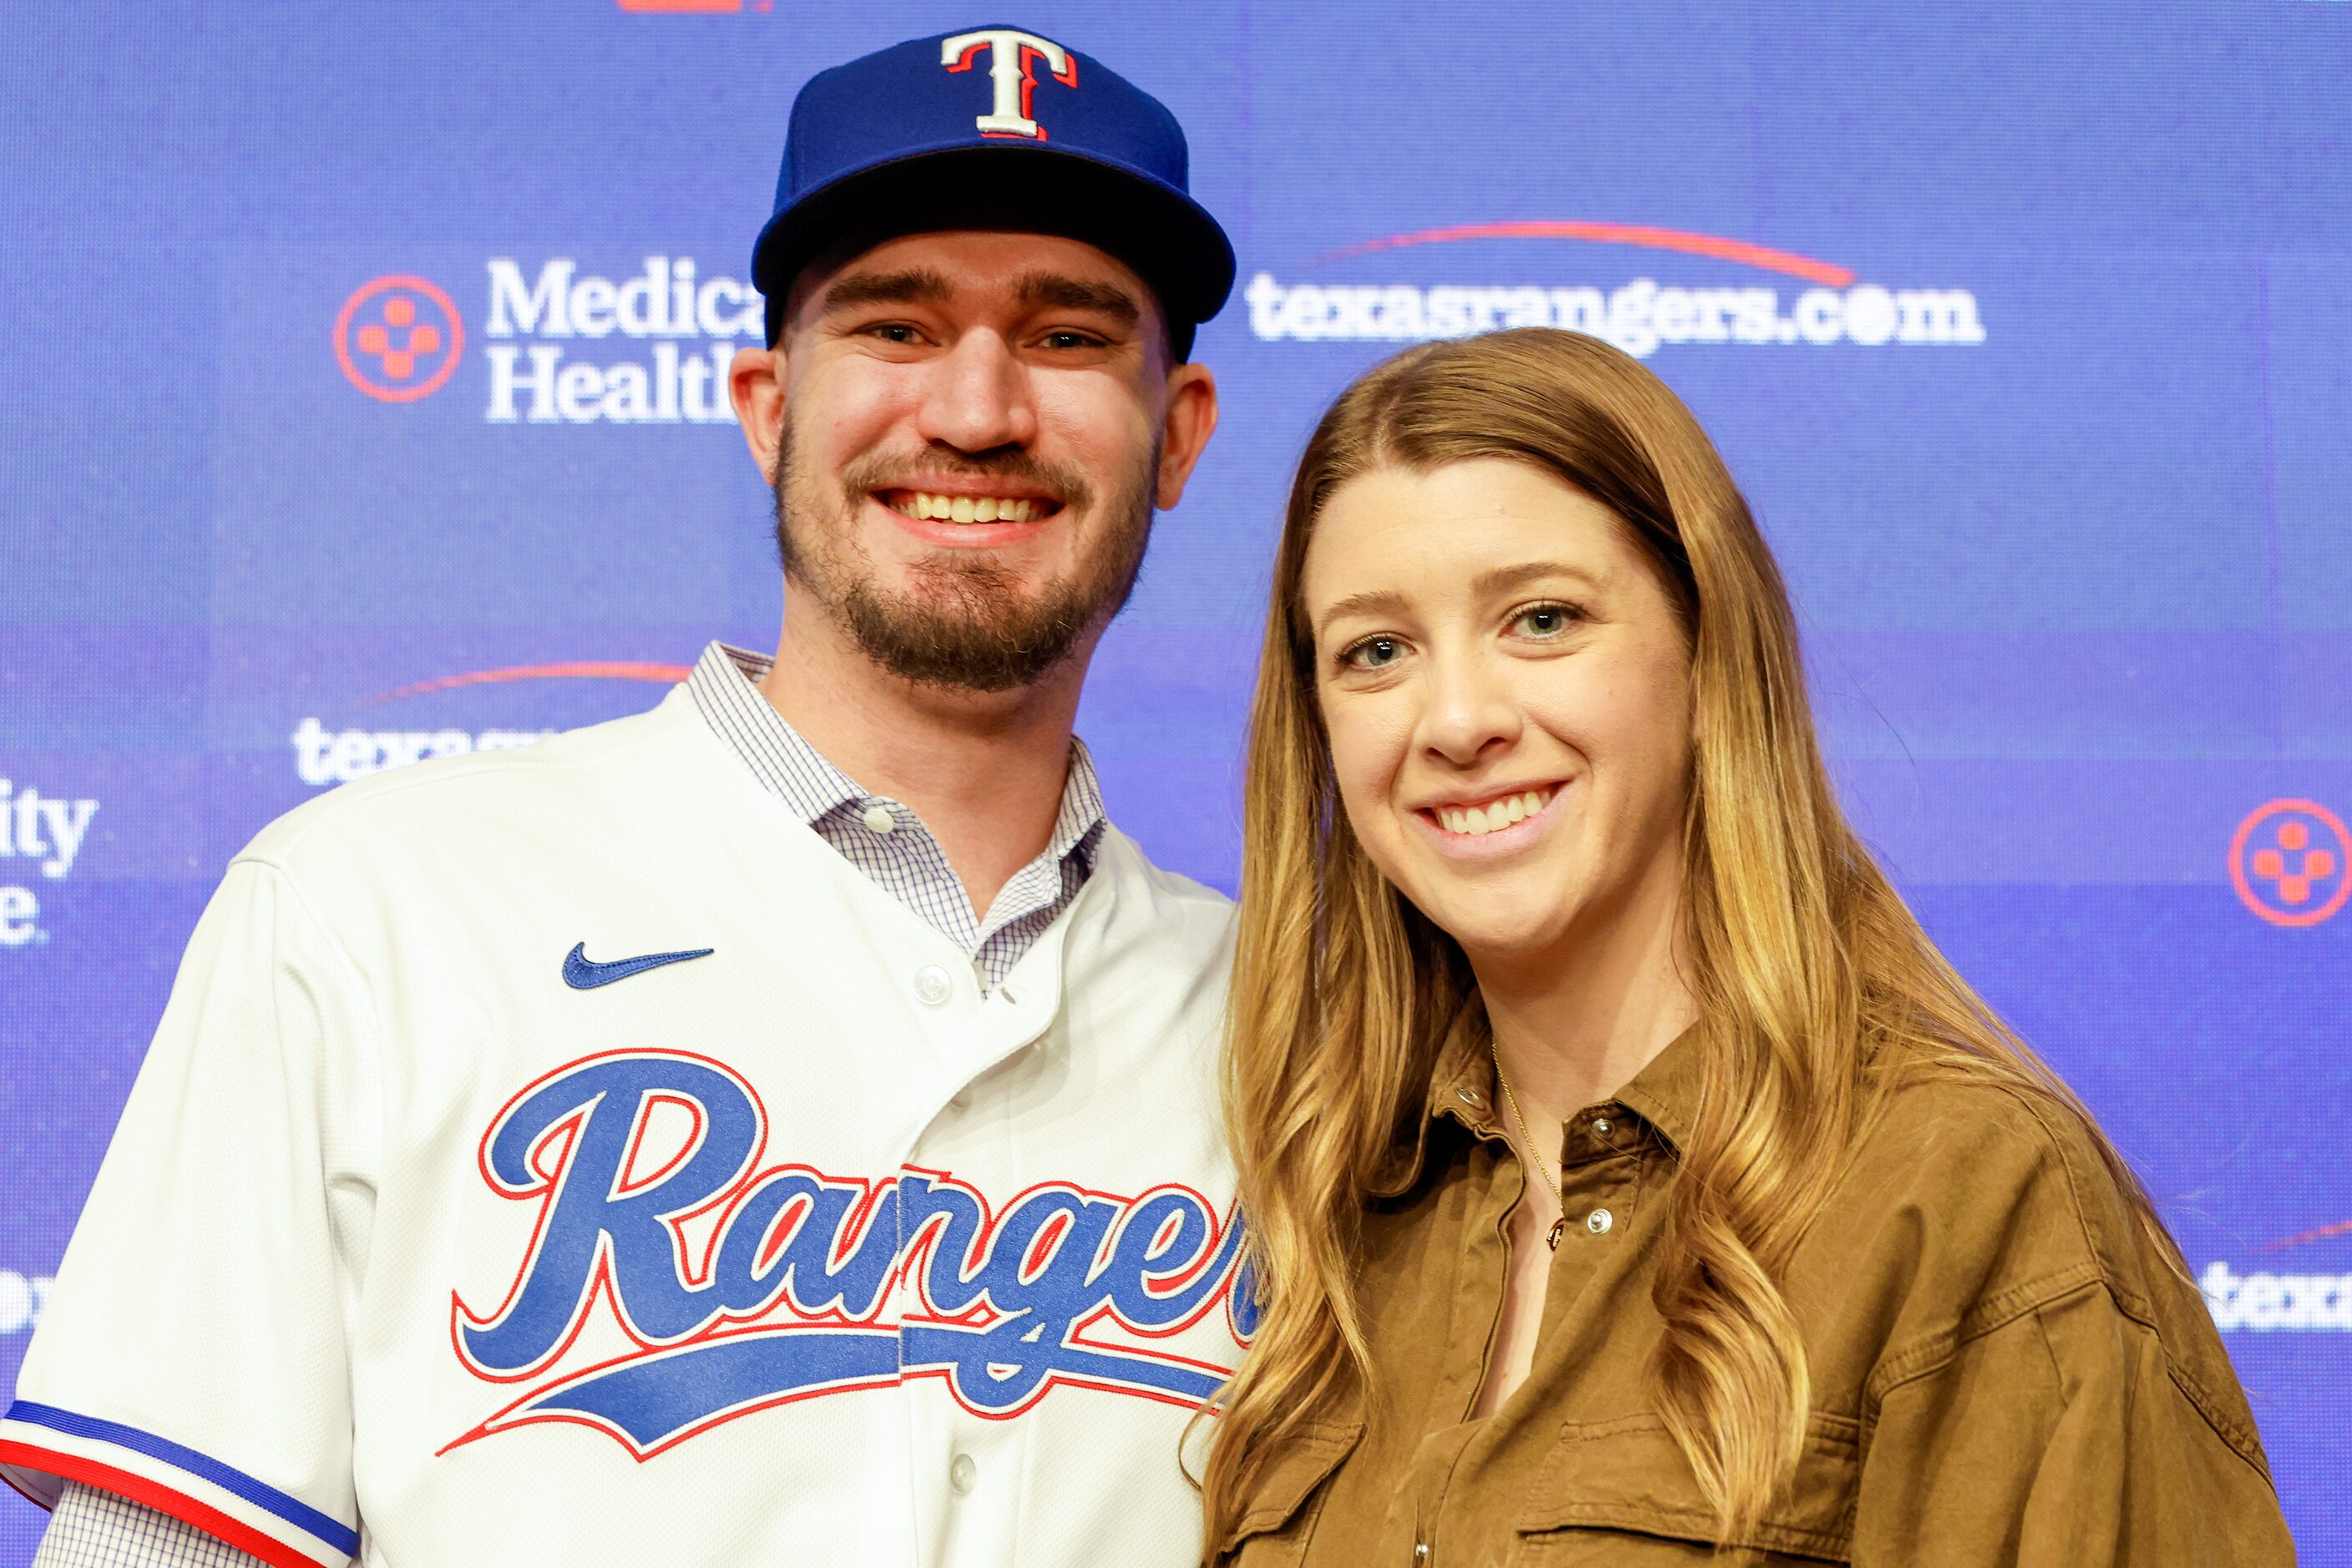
[1313,588,1409,632]
[1469,560,1604,596]
[1314,563,1606,634]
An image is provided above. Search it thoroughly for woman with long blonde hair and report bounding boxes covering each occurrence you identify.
[1203,330,2290,1565]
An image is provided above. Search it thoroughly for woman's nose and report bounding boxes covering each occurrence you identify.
[1416,655,1521,767]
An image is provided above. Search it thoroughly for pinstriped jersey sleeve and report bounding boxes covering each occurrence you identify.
[0,859,372,1568]
[34,1484,270,1568]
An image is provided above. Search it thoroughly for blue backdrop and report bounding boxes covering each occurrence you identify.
[3,2,2347,1560]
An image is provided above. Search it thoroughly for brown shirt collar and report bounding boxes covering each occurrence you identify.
[1372,999,1704,1197]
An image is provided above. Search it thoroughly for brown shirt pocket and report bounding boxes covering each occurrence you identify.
[1216,1419,1366,1567]
[1509,1412,1859,1566]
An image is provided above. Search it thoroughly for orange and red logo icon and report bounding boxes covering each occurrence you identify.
[2228,798,2349,928]
[335,276,464,402]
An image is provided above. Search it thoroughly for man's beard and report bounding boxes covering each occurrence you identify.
[772,428,1158,694]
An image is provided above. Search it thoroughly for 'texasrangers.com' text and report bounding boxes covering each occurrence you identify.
[1244,272,1985,357]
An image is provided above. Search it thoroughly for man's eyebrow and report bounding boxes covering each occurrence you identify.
[817,267,955,315]
[1018,272,1141,326]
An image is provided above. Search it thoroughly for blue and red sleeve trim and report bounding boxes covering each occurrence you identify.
[0,1400,358,1568]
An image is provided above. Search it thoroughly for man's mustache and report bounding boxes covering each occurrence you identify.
[837,451,1096,511]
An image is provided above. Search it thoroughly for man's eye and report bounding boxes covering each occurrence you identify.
[867,323,923,344]
[1041,330,1102,351]
[1343,636,1404,670]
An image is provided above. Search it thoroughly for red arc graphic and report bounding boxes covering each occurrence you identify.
[1313,221,1857,286]
[368,663,694,705]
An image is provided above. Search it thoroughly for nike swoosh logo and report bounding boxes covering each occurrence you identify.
[563,943,715,990]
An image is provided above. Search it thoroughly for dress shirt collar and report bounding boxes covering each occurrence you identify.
[682,640,1107,871]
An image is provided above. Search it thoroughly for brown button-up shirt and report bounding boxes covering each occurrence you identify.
[1217,1018,2294,1566]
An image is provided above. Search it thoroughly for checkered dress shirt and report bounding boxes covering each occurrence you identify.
[32,640,1110,1568]
[684,641,1107,989]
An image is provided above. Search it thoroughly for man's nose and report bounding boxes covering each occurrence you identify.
[1418,655,1522,768]
[915,329,1039,454]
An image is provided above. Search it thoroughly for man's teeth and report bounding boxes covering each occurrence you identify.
[894,492,1043,524]
[1435,789,1555,837]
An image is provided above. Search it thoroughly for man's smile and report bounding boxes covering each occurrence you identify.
[870,483,1069,549]
[876,487,1062,524]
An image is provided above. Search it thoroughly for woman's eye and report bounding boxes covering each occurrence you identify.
[1343,636,1404,670]
[1515,603,1578,637]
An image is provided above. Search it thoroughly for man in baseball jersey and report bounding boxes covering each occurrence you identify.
[4,28,1242,1568]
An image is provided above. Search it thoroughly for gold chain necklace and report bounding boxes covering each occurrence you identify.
[1490,1035,1569,1251]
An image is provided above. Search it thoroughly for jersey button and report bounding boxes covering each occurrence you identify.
[914,965,953,1006]
[861,803,895,834]
[949,1453,979,1495]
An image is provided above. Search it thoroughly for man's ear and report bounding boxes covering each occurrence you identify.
[731,346,787,480]
[1154,362,1219,511]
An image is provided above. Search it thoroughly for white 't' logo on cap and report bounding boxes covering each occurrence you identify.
[941,29,1078,142]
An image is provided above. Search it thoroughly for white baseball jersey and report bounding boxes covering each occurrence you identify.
[1,685,1244,1568]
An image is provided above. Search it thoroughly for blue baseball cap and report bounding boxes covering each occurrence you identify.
[750,26,1234,361]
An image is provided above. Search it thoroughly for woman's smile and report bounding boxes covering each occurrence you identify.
[1413,781,1567,854]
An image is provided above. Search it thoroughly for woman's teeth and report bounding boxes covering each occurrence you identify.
[892,492,1043,524]
[1435,788,1555,837]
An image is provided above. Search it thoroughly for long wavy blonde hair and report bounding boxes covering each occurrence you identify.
[1201,329,2180,1548]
